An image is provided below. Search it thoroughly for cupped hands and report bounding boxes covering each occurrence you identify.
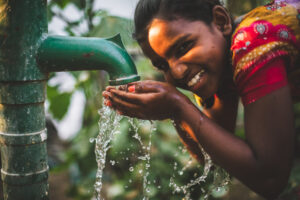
[102,80,189,120]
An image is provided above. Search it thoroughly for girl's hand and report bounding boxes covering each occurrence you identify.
[102,80,188,120]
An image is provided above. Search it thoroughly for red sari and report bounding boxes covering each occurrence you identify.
[231,0,300,105]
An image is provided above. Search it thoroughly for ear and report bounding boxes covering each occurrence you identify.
[212,5,232,36]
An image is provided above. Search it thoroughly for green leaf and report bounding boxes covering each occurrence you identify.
[47,85,59,100]
[52,0,71,9]
[72,0,86,9]
[89,15,136,47]
[47,85,72,120]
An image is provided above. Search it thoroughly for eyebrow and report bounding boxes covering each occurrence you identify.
[165,34,191,58]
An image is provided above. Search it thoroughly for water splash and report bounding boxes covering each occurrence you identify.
[169,143,230,200]
[127,119,154,200]
[91,105,155,200]
[169,144,213,200]
[92,103,230,199]
[91,104,122,200]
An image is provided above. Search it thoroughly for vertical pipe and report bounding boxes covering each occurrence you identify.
[0,0,49,199]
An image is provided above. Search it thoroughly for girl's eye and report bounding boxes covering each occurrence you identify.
[152,60,169,71]
[156,62,169,71]
[175,41,194,58]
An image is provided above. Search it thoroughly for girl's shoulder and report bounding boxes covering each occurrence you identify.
[231,0,300,68]
[230,0,300,105]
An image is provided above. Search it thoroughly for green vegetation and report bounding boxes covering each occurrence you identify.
[46,1,299,199]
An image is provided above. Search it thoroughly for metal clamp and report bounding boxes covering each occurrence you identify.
[1,166,49,186]
[0,129,47,146]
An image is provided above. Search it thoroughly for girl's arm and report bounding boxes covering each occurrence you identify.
[201,92,239,133]
[174,91,239,164]
[104,78,294,199]
[175,85,294,199]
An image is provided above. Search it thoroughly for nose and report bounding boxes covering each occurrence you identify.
[169,61,188,80]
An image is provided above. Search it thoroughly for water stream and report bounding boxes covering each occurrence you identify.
[127,118,154,200]
[90,104,122,200]
[169,144,213,200]
[91,103,230,200]
[169,144,230,200]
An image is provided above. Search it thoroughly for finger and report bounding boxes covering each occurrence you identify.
[128,85,135,93]
[110,95,146,119]
[117,109,147,120]
[109,89,145,105]
[110,93,156,120]
[116,85,127,91]
[102,91,111,98]
[104,99,112,107]
[109,91,150,119]
[105,86,116,92]
[110,93,140,111]
[128,81,162,93]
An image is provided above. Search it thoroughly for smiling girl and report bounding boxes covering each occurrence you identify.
[103,0,300,198]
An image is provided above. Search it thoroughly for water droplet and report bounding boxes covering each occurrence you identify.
[110,160,115,166]
[89,138,95,143]
[93,102,123,200]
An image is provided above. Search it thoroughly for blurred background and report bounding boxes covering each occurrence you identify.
[44,0,297,200]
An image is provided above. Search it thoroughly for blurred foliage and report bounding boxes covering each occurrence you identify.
[46,0,290,200]
[226,0,271,16]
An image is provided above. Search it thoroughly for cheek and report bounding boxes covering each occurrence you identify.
[205,36,227,68]
[206,48,226,78]
[214,44,228,68]
[164,73,175,84]
[164,73,170,81]
[164,73,186,88]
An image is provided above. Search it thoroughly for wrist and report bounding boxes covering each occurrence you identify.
[171,92,196,121]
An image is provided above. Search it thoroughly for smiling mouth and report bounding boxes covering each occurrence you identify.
[187,69,205,87]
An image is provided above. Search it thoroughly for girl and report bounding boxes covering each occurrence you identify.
[103,0,300,198]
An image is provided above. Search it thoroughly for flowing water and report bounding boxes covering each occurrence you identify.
[169,144,213,200]
[169,144,230,200]
[90,104,122,200]
[127,118,154,199]
[91,103,230,200]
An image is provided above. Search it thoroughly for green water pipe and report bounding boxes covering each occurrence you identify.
[0,0,139,199]
[37,34,140,85]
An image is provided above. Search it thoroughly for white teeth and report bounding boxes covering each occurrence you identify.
[187,69,205,87]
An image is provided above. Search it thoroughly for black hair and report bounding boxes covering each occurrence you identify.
[133,0,222,42]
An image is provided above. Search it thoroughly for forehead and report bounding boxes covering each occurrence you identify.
[148,18,190,42]
[148,18,211,37]
[148,18,179,39]
[148,19,183,57]
[147,18,211,57]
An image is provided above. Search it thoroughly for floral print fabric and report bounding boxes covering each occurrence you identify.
[231,0,300,105]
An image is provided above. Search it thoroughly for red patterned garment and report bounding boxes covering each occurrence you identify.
[231,0,300,105]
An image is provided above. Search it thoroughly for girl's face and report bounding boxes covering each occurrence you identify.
[143,17,230,99]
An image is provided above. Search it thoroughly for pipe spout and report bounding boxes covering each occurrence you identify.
[37,34,140,85]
